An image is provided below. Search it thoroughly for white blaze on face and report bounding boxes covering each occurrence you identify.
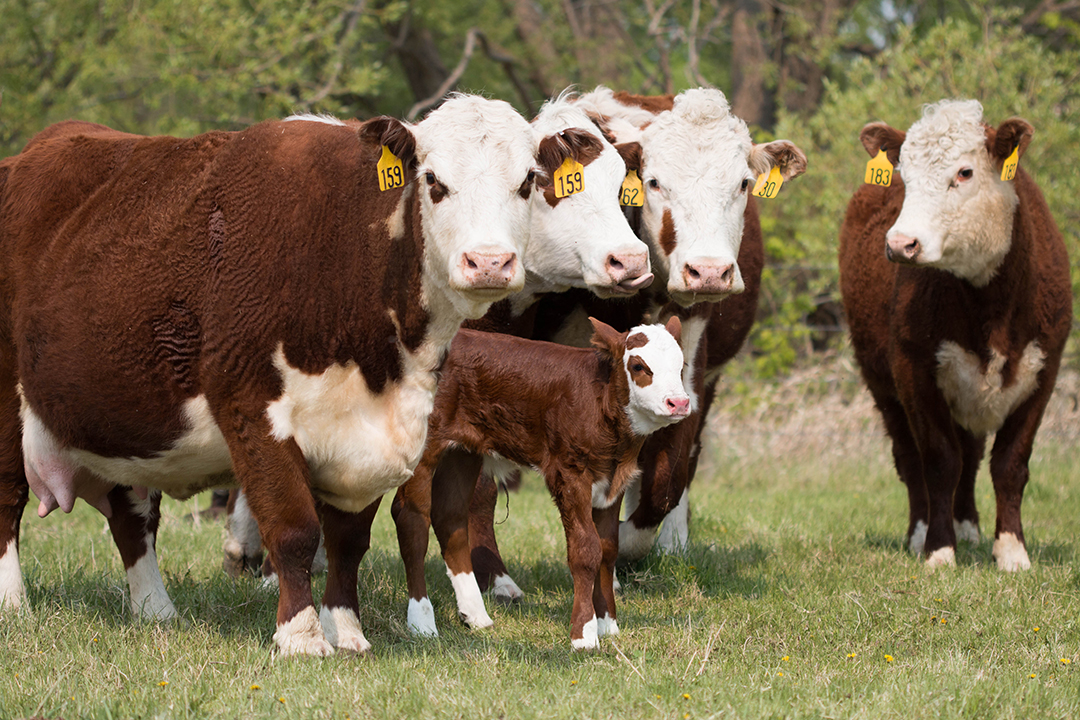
[887,99,1019,286]
[526,96,650,297]
[411,96,539,319]
[636,89,758,304]
[623,323,690,436]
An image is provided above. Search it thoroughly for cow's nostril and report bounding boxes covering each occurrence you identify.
[686,266,700,280]
[607,256,624,270]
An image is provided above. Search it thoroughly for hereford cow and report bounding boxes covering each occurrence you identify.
[463,87,805,604]
[0,95,543,656]
[219,91,656,578]
[840,99,1071,569]
[392,318,689,649]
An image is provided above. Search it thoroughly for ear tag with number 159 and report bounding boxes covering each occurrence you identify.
[752,166,784,199]
[864,149,893,187]
[377,145,405,192]
[1000,145,1019,182]
[620,169,644,207]
[554,157,585,198]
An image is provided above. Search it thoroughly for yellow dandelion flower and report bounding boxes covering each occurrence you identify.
[689,566,696,570]
[250,684,260,691]
[682,693,691,700]
[884,655,894,663]
[847,653,856,658]
[655,695,662,700]
[777,672,784,677]
[935,598,942,603]
[1030,673,1037,678]
[1061,658,1071,665]
[940,618,947,625]
[279,697,286,704]
[1034,627,1040,632]
[158,681,168,687]
[782,656,789,662]
[570,680,577,685]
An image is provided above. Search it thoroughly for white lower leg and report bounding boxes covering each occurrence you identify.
[0,537,26,611]
[274,606,334,657]
[656,488,690,554]
[407,597,439,637]
[993,532,1031,572]
[320,605,371,653]
[126,536,178,620]
[448,569,493,629]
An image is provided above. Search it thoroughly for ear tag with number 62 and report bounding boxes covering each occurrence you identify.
[620,169,644,207]
[751,166,784,199]
[377,145,405,192]
[1000,145,1019,182]
[554,156,585,198]
[864,149,893,187]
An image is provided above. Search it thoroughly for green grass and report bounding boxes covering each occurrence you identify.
[2,420,1079,719]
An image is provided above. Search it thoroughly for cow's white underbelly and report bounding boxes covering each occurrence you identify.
[934,340,1045,436]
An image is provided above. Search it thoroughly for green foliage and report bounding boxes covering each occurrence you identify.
[756,8,1080,376]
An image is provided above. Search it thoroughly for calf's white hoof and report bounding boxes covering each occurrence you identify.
[597,613,619,638]
[993,532,1031,572]
[407,597,439,637]
[571,616,599,651]
[924,546,955,569]
[490,573,524,604]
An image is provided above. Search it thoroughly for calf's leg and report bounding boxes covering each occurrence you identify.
[468,471,523,602]
[592,501,621,638]
[391,454,439,636]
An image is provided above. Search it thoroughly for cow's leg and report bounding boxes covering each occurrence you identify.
[953,431,985,545]
[905,400,962,568]
[218,408,327,657]
[0,375,28,611]
[222,489,264,578]
[592,500,621,638]
[106,484,177,620]
[873,393,929,554]
[656,380,715,554]
[468,471,523,602]
[391,453,439,637]
[988,385,1055,572]
[620,421,694,560]
[319,498,381,653]
[551,475,601,651]
[431,449,493,629]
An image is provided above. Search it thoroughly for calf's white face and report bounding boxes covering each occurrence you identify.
[633,89,806,306]
[526,98,652,298]
[622,318,691,436]
[882,99,1026,287]
[404,96,539,318]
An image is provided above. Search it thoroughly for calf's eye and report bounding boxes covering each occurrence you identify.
[425,172,437,186]
[631,363,644,373]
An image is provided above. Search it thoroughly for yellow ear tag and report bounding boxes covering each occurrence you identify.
[620,169,644,207]
[377,145,405,192]
[864,149,893,187]
[554,156,585,198]
[1001,145,1019,182]
[751,166,784,199]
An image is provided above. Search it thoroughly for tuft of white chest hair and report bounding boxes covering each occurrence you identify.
[934,340,1045,436]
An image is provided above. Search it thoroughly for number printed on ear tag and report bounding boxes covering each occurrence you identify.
[864,149,893,187]
[1001,145,1019,182]
[620,169,644,207]
[377,145,405,192]
[752,166,784,199]
[554,156,585,198]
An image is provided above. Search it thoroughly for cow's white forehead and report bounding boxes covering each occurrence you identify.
[413,95,537,185]
[901,99,986,172]
[641,89,753,183]
[625,323,682,371]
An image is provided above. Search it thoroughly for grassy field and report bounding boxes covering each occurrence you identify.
[1,361,1078,719]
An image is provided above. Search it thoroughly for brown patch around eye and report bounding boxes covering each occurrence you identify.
[625,332,649,350]
[659,208,676,255]
[429,182,448,204]
[627,354,653,387]
[518,178,533,200]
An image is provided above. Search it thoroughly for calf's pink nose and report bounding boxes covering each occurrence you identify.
[666,396,691,416]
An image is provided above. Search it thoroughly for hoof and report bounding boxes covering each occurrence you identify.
[925,545,956,569]
[993,532,1031,572]
[571,617,599,651]
[490,574,524,604]
[320,605,371,654]
[407,597,439,637]
[274,607,335,657]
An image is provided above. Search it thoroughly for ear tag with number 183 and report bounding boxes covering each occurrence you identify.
[751,166,784,199]
[554,157,585,198]
[377,145,405,192]
[864,149,893,187]
[620,169,644,207]
[1000,145,1019,182]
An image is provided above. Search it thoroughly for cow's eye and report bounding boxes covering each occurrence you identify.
[526,170,536,184]
[741,178,751,192]
[647,179,660,190]
[957,168,974,181]
[425,172,437,186]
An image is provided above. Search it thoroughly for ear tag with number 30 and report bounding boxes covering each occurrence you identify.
[554,157,585,198]
[620,169,644,207]
[751,166,784,199]
[864,149,893,187]
[377,145,405,192]
[1000,145,1019,182]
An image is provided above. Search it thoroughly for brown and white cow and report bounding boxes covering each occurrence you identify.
[840,99,1071,569]
[462,87,805,604]
[391,318,689,649]
[0,95,543,656]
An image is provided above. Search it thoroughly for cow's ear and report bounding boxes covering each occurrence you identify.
[986,117,1034,167]
[615,142,643,174]
[538,128,605,179]
[749,140,808,181]
[663,315,682,347]
[589,316,625,358]
[859,122,904,166]
[359,116,417,167]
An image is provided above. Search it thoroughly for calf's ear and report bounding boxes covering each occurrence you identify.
[749,140,808,181]
[986,118,1034,169]
[663,315,682,346]
[859,122,904,166]
[589,317,625,358]
[359,116,418,168]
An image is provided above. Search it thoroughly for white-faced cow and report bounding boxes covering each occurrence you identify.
[392,318,689,649]
[219,90,657,579]
[840,99,1071,569]
[0,95,543,656]
[431,87,806,608]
